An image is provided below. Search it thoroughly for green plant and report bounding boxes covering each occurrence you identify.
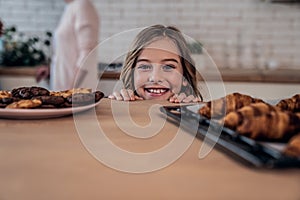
[0,26,52,66]
[187,40,203,54]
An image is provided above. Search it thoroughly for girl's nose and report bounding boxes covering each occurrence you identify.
[149,66,163,83]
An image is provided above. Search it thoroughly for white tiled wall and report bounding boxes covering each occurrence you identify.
[0,0,300,69]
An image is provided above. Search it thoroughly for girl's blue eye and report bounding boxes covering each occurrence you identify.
[162,64,175,71]
[137,64,152,70]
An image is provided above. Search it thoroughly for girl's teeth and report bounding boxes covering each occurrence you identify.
[148,89,167,94]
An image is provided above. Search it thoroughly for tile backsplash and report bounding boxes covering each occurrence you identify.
[0,0,299,69]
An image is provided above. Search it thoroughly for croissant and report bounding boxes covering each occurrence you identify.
[236,110,300,140]
[223,102,279,129]
[284,133,300,158]
[276,94,300,112]
[199,93,264,119]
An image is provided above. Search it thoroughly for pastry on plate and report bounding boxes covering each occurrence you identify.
[11,86,50,99]
[276,94,300,113]
[50,88,92,98]
[0,90,11,98]
[6,99,42,109]
[1,86,104,109]
[33,95,66,108]
[223,102,279,129]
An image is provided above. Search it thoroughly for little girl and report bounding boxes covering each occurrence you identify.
[108,24,203,103]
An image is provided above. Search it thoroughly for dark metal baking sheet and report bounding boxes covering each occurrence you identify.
[160,105,300,169]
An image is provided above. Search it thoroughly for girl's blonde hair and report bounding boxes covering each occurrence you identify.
[120,24,202,100]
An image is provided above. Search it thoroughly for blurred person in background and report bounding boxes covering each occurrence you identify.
[0,19,3,36]
[36,0,100,91]
[0,19,3,89]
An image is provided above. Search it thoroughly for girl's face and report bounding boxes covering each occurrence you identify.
[133,38,186,100]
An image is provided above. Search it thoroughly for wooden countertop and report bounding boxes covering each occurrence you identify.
[1,66,300,83]
[0,98,299,199]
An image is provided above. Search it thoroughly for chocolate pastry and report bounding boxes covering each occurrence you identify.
[33,96,65,108]
[50,88,92,98]
[66,93,95,105]
[1,98,13,108]
[94,91,104,102]
[63,91,104,107]
[61,101,73,108]
[0,97,20,108]
[1,87,104,109]
[39,104,57,109]
[11,86,50,99]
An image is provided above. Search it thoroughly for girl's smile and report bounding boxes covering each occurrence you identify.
[143,84,171,99]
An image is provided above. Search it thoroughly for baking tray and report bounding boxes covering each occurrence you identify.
[160,104,300,169]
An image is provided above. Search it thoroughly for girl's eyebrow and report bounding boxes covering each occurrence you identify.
[137,58,179,63]
[161,58,179,63]
[136,58,150,63]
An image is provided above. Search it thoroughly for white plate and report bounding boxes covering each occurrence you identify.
[0,100,101,119]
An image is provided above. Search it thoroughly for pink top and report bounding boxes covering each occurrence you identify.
[51,0,99,91]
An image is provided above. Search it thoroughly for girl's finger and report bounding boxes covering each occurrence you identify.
[176,93,187,103]
[108,94,116,100]
[182,95,195,103]
[113,91,124,101]
[192,97,201,103]
[120,89,131,101]
[168,94,178,103]
[134,95,144,100]
[127,89,136,101]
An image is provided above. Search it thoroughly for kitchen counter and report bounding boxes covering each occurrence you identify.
[0,98,299,199]
[1,66,300,83]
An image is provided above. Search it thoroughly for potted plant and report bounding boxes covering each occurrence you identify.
[0,25,52,67]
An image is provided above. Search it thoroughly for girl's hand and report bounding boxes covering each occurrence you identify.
[108,89,143,101]
[169,93,201,103]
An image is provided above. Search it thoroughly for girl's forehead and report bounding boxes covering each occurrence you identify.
[143,38,180,56]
